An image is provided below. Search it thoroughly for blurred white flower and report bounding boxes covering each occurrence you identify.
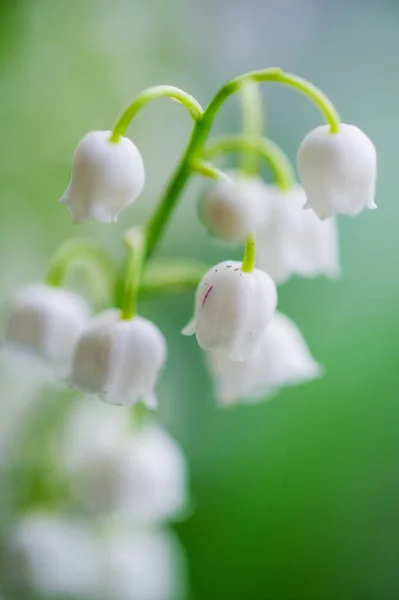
[256,185,340,284]
[207,312,322,405]
[60,131,145,223]
[199,172,270,243]
[5,283,90,367]
[69,309,166,407]
[182,260,277,362]
[6,514,102,599]
[0,348,54,463]
[297,124,377,219]
[61,398,188,523]
[6,514,186,600]
[102,527,186,600]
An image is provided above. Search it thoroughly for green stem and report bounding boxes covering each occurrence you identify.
[110,86,204,142]
[191,160,229,181]
[45,238,117,295]
[144,67,339,259]
[240,82,263,175]
[241,232,256,273]
[233,69,340,133]
[121,228,145,320]
[140,259,208,296]
[202,134,295,191]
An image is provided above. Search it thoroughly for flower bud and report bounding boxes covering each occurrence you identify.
[208,312,322,405]
[182,261,277,362]
[297,124,377,219]
[69,309,166,406]
[199,172,270,242]
[60,131,145,223]
[257,185,340,283]
[6,284,90,367]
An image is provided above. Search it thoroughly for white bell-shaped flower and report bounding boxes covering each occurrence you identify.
[69,309,166,406]
[111,424,188,523]
[60,130,145,223]
[256,185,340,284]
[5,283,90,367]
[5,514,102,599]
[208,312,322,405]
[297,124,377,219]
[102,528,186,600]
[199,172,270,242]
[182,261,277,362]
[61,399,188,523]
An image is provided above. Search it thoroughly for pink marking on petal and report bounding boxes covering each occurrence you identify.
[202,285,213,307]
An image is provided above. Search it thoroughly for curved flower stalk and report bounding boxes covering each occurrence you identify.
[207,312,322,405]
[60,398,188,522]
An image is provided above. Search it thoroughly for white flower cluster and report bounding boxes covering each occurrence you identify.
[194,123,377,403]
[4,115,377,407]
[5,287,167,407]
[4,399,188,600]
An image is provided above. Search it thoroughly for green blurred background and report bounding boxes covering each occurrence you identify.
[1,0,398,598]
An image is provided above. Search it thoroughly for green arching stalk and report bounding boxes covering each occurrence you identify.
[231,69,340,133]
[120,228,145,320]
[110,85,204,143]
[239,82,264,175]
[143,67,340,259]
[191,160,230,182]
[45,238,117,296]
[202,134,295,191]
[241,232,257,273]
[140,259,208,297]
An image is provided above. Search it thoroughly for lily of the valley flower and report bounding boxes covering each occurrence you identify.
[6,515,186,600]
[207,312,322,405]
[6,515,102,599]
[256,185,340,284]
[297,124,377,219]
[6,284,90,367]
[60,131,145,223]
[69,309,166,406]
[182,260,277,362]
[103,528,186,600]
[61,399,188,523]
[199,171,270,243]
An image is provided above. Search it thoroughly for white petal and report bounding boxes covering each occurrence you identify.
[69,311,166,407]
[6,283,90,367]
[187,261,277,361]
[61,130,145,224]
[5,515,102,598]
[298,124,377,219]
[200,171,271,242]
[256,185,340,284]
[181,316,196,337]
[208,312,322,405]
[102,528,186,600]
